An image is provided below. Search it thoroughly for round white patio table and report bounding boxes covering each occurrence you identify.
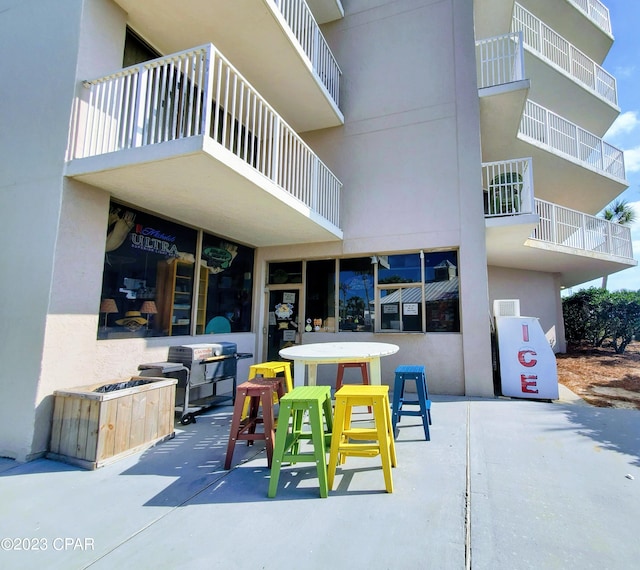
[279,342,399,388]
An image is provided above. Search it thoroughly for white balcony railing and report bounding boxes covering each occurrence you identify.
[513,3,617,106]
[532,199,634,259]
[69,44,341,227]
[274,0,341,104]
[570,0,612,36]
[476,32,526,89]
[520,99,625,180]
[482,158,535,217]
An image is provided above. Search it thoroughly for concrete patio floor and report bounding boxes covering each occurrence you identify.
[1,390,639,569]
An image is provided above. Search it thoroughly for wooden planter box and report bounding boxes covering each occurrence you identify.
[48,376,177,469]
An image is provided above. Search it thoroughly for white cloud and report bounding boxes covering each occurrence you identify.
[614,65,637,80]
[623,146,640,173]
[606,111,640,138]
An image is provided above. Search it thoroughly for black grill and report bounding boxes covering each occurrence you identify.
[139,342,252,425]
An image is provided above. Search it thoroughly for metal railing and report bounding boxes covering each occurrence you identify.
[482,158,534,217]
[273,0,341,105]
[68,44,341,227]
[569,0,612,35]
[520,99,625,180]
[513,3,617,106]
[476,32,525,89]
[531,199,634,259]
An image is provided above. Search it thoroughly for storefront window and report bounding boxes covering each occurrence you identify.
[339,257,374,332]
[199,234,254,334]
[305,260,336,331]
[99,202,254,339]
[423,251,460,332]
[378,253,423,332]
[268,261,302,284]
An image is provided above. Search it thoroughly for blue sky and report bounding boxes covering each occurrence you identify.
[568,0,640,293]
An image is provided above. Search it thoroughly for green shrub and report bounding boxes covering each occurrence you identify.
[563,288,640,354]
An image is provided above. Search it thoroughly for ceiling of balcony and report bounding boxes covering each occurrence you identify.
[486,220,637,288]
[474,0,613,62]
[524,51,619,138]
[114,0,343,133]
[65,138,343,247]
[307,0,344,24]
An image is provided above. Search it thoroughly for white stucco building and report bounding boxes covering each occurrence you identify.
[0,0,634,462]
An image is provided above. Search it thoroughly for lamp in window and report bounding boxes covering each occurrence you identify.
[140,300,158,330]
[100,298,118,330]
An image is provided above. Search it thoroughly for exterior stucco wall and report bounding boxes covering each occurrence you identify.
[261,0,494,397]
[488,266,567,353]
[0,0,495,460]
[0,0,86,460]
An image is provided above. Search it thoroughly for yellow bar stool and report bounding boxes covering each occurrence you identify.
[327,385,397,493]
[241,361,294,419]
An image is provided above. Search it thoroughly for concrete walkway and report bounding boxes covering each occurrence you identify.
[1,391,639,569]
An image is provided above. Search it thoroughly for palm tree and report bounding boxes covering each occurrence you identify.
[601,199,636,289]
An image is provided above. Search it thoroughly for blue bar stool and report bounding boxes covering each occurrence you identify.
[391,365,431,440]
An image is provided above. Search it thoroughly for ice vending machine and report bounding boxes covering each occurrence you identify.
[494,300,559,400]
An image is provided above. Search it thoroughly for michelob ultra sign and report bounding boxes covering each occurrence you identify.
[495,316,559,400]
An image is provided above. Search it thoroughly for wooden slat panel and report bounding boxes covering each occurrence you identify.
[113,395,133,456]
[129,391,147,449]
[143,387,160,443]
[97,400,117,462]
[49,396,65,454]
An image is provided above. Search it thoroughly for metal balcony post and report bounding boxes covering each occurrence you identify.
[132,66,148,148]
[201,46,214,139]
[271,117,281,186]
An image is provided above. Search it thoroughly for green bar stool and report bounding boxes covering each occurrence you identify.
[268,386,333,499]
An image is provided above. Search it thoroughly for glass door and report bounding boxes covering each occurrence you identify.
[266,287,302,361]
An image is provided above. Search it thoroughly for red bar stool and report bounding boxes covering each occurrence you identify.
[224,377,285,470]
[335,362,371,413]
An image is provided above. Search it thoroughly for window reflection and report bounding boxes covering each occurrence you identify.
[339,258,374,332]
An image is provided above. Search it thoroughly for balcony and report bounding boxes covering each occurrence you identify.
[483,159,635,287]
[532,199,634,261]
[481,96,626,215]
[113,0,343,133]
[483,158,541,249]
[65,44,342,247]
[476,33,530,145]
[475,0,613,63]
[512,2,618,135]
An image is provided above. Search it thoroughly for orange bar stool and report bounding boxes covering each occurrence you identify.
[335,362,371,413]
[391,365,432,441]
[241,361,294,419]
[224,377,285,470]
[327,385,397,493]
[268,386,334,498]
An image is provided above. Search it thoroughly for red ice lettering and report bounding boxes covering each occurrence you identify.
[518,349,537,367]
[520,374,539,394]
